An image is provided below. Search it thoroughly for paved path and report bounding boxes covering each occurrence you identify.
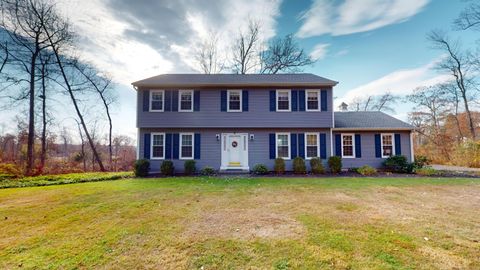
[431,164,480,172]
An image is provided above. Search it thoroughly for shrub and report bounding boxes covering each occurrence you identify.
[293,157,307,174]
[413,155,430,169]
[133,159,150,177]
[252,164,269,175]
[274,158,285,174]
[184,160,196,175]
[383,155,414,173]
[357,165,377,176]
[160,160,175,176]
[415,167,438,176]
[328,156,342,173]
[310,158,325,174]
[200,166,216,176]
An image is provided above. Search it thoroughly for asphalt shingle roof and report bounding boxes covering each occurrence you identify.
[334,111,414,129]
[132,73,338,88]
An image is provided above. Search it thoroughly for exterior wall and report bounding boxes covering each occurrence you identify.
[332,131,412,168]
[139,128,332,173]
[136,87,333,128]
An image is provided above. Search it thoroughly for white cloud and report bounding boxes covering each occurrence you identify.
[336,59,451,107]
[297,0,429,38]
[310,43,330,60]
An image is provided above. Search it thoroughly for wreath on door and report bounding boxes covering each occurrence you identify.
[231,141,238,148]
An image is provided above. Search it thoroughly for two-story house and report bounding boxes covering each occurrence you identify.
[132,74,414,173]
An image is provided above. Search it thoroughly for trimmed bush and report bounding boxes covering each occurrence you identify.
[274,158,285,174]
[133,159,150,177]
[200,166,216,176]
[415,167,438,176]
[252,164,269,175]
[383,155,414,173]
[328,156,342,173]
[160,160,175,176]
[310,158,325,174]
[184,160,196,175]
[293,157,307,174]
[357,165,377,176]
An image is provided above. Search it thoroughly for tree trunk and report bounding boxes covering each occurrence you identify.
[26,49,39,175]
[39,59,47,172]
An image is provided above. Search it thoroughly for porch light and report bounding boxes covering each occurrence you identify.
[216,134,220,141]
[249,134,254,140]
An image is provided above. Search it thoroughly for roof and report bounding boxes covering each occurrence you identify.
[132,73,338,88]
[334,111,414,130]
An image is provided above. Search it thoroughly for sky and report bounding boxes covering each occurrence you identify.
[1,0,477,140]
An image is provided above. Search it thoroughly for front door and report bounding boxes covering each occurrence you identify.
[221,133,248,170]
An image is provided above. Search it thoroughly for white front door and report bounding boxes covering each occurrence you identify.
[221,133,249,170]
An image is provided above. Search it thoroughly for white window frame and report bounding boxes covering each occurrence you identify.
[341,133,355,159]
[149,90,165,112]
[305,132,320,160]
[227,90,242,112]
[276,90,291,112]
[381,133,395,158]
[275,132,291,160]
[305,89,320,111]
[179,132,194,160]
[178,90,194,112]
[150,132,165,160]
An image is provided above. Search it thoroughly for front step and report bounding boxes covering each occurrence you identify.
[219,168,250,174]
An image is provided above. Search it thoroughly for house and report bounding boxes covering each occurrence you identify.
[132,74,414,173]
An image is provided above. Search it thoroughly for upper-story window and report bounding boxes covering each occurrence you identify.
[305,133,319,159]
[180,133,194,159]
[276,90,291,111]
[151,133,165,159]
[306,90,320,111]
[150,90,164,112]
[381,133,394,158]
[227,90,242,112]
[276,133,290,159]
[341,134,355,158]
[179,90,193,112]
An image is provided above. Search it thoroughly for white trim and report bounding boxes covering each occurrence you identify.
[380,133,395,158]
[227,89,242,112]
[333,127,413,131]
[149,90,165,112]
[329,129,333,157]
[179,132,194,160]
[136,129,140,159]
[150,132,165,160]
[305,89,320,111]
[341,133,355,158]
[304,132,320,160]
[410,131,414,162]
[276,90,291,112]
[220,133,249,170]
[275,132,291,160]
[178,90,194,112]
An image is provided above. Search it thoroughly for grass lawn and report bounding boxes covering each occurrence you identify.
[0,177,479,269]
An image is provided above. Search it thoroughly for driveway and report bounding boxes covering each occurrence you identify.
[431,164,480,172]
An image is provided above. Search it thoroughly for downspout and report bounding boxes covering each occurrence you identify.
[133,85,140,160]
[409,130,414,162]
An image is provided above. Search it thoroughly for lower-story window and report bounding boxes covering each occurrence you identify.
[151,133,165,159]
[305,133,319,159]
[382,133,394,158]
[180,133,194,159]
[276,133,290,159]
[341,134,355,158]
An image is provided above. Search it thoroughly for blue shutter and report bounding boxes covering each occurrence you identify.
[194,133,201,159]
[165,133,172,159]
[221,90,227,111]
[242,90,249,111]
[298,90,305,111]
[164,90,171,111]
[298,133,305,158]
[395,134,401,155]
[375,134,381,158]
[143,90,150,112]
[320,133,326,159]
[269,133,275,159]
[321,90,327,111]
[171,90,178,111]
[194,90,200,111]
[144,133,151,159]
[291,90,298,111]
[355,134,361,158]
[172,133,179,159]
[291,133,297,158]
[269,90,276,111]
[335,134,341,156]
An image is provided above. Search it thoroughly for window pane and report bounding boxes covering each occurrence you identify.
[180,92,192,110]
[181,134,193,158]
[342,135,353,157]
[343,146,353,156]
[152,146,163,158]
[382,135,393,157]
[153,134,164,146]
[307,146,317,158]
[306,134,317,146]
[182,146,192,158]
[278,146,289,158]
[383,146,393,157]
[307,91,319,110]
[229,92,241,110]
[277,92,289,110]
[277,135,288,146]
[182,135,192,146]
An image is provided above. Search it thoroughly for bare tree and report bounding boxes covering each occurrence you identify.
[428,30,477,138]
[260,35,314,74]
[406,86,449,130]
[349,92,398,112]
[37,51,53,172]
[195,32,225,74]
[231,20,261,74]
[454,1,480,31]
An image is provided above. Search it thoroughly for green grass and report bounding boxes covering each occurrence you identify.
[0,176,479,269]
[0,172,133,188]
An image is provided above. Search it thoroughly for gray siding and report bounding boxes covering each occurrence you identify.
[332,131,412,168]
[139,128,332,173]
[136,88,333,128]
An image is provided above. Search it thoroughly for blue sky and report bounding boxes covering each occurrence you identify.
[1,0,477,140]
